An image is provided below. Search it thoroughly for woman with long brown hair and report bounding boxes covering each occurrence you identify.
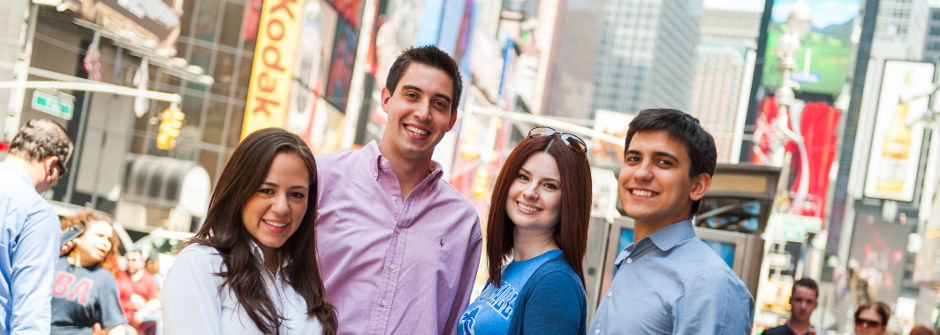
[457,127,591,334]
[162,128,336,334]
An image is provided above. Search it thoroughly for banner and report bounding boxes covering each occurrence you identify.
[241,0,307,139]
[863,60,933,202]
[760,0,859,95]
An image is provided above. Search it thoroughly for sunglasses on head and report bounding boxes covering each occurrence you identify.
[855,318,882,328]
[527,127,587,153]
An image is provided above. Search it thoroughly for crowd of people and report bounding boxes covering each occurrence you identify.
[1,45,937,335]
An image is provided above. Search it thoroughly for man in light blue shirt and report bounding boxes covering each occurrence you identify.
[1,119,73,334]
[591,109,754,334]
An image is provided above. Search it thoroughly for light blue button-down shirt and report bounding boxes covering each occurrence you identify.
[0,161,60,334]
[591,219,754,335]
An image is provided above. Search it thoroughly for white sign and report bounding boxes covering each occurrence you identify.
[863,60,934,202]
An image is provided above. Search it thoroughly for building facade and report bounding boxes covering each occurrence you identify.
[590,0,702,115]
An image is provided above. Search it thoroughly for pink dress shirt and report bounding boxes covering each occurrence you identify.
[315,142,482,335]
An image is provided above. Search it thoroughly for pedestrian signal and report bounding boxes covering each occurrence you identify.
[156,107,184,150]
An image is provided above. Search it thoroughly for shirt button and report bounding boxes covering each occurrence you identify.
[389,264,397,271]
[380,300,388,307]
[373,172,378,177]
[607,292,612,297]
[391,195,397,201]
[627,258,633,264]
[595,329,600,334]
[395,228,401,234]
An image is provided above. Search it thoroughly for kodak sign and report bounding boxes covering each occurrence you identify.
[241,0,305,139]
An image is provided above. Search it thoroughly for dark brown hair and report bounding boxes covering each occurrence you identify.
[10,118,73,164]
[187,128,336,335]
[486,134,592,287]
[792,277,818,298]
[624,108,716,213]
[855,301,891,329]
[385,45,463,116]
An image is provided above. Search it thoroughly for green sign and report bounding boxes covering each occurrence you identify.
[770,213,823,242]
[31,90,73,120]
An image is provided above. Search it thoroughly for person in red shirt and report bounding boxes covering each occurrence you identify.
[115,250,160,332]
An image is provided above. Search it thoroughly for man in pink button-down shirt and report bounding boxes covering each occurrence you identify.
[315,46,482,335]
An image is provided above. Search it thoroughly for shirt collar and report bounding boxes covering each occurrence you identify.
[247,240,290,276]
[364,141,444,183]
[614,219,696,266]
[645,219,696,251]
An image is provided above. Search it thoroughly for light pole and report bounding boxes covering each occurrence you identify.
[774,0,812,207]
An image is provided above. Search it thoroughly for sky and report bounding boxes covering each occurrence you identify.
[705,0,861,29]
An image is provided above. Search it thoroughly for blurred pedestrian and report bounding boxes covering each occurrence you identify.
[314,46,481,335]
[764,278,820,335]
[855,301,890,335]
[115,250,160,333]
[591,109,754,334]
[0,119,73,334]
[52,210,128,334]
[457,128,591,334]
[909,325,936,335]
[162,128,336,334]
[143,253,161,290]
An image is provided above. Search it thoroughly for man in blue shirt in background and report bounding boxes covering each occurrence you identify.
[591,109,754,334]
[1,119,73,334]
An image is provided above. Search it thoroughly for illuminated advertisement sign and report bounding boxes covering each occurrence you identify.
[863,60,933,202]
[241,0,306,139]
[63,0,183,54]
[760,0,859,95]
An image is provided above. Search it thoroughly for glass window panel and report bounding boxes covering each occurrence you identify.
[220,2,244,48]
[179,0,198,38]
[226,105,245,148]
[181,93,204,129]
[197,149,221,185]
[212,52,235,96]
[194,0,222,43]
[202,99,227,145]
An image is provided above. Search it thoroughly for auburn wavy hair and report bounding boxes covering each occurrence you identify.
[187,128,337,334]
[486,134,592,287]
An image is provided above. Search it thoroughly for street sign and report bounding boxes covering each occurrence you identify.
[770,212,823,242]
[31,90,74,120]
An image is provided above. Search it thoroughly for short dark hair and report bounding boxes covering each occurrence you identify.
[624,108,717,213]
[10,119,73,165]
[486,134,592,287]
[855,301,890,328]
[385,45,463,117]
[792,278,819,298]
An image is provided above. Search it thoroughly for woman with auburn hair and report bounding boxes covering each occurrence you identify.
[52,210,129,334]
[162,128,337,335]
[458,127,591,334]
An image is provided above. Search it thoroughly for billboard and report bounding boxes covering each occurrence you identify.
[760,0,859,95]
[63,0,184,54]
[241,0,306,139]
[863,60,934,202]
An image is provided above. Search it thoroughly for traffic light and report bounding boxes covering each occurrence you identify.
[156,107,184,150]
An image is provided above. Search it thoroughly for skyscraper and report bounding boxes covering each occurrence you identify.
[691,5,762,163]
[590,0,702,115]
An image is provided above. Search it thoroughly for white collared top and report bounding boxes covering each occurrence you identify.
[162,243,324,335]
